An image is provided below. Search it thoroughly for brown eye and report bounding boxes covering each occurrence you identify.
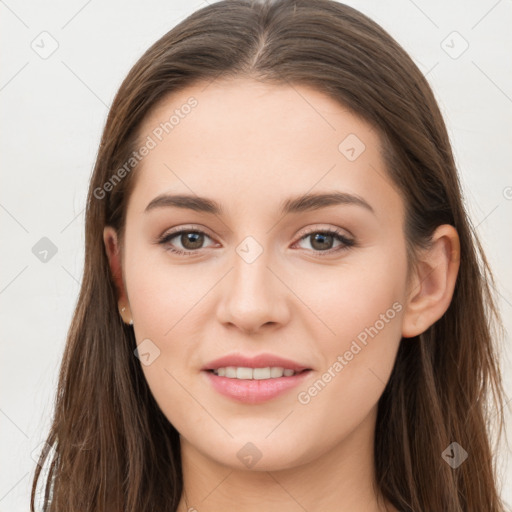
[157,229,214,255]
[309,232,335,251]
[295,229,355,256]
[179,232,205,250]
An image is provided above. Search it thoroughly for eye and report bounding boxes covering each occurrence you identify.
[156,227,216,256]
[294,227,355,256]
[156,225,356,257]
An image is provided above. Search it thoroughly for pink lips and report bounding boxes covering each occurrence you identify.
[203,370,311,404]
[201,352,312,404]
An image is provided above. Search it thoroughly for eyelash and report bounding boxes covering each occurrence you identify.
[156,226,356,257]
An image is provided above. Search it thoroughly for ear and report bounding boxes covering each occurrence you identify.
[401,224,460,338]
[103,226,132,324]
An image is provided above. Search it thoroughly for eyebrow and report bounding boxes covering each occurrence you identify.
[144,191,375,216]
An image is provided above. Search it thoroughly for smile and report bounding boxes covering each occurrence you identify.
[211,366,303,379]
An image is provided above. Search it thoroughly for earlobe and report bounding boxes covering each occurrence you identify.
[401,224,460,338]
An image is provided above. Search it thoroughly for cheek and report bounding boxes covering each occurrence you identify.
[302,247,406,344]
[294,293,403,446]
[125,245,212,338]
[293,247,406,416]
[125,253,213,420]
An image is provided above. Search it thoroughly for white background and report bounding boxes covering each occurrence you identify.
[1,0,511,510]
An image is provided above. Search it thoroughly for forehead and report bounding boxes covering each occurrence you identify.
[127,77,402,224]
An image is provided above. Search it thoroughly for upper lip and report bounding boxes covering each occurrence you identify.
[202,353,312,372]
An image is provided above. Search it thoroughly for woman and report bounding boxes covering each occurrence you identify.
[31,0,508,510]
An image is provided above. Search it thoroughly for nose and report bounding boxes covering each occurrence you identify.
[216,246,290,334]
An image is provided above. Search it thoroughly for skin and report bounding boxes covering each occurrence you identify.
[104,77,460,512]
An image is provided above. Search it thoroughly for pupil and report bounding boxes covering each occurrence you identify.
[182,232,203,249]
[311,233,332,250]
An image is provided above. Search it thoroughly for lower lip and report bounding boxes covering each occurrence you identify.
[202,370,312,404]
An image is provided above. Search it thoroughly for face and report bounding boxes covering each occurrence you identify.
[108,77,411,471]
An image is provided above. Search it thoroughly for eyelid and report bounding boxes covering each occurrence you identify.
[294,223,353,239]
[159,224,216,239]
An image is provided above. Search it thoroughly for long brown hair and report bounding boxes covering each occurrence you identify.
[30,1,508,510]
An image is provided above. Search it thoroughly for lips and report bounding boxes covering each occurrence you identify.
[201,352,313,404]
[201,353,312,373]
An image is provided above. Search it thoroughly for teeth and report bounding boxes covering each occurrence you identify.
[212,366,299,379]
